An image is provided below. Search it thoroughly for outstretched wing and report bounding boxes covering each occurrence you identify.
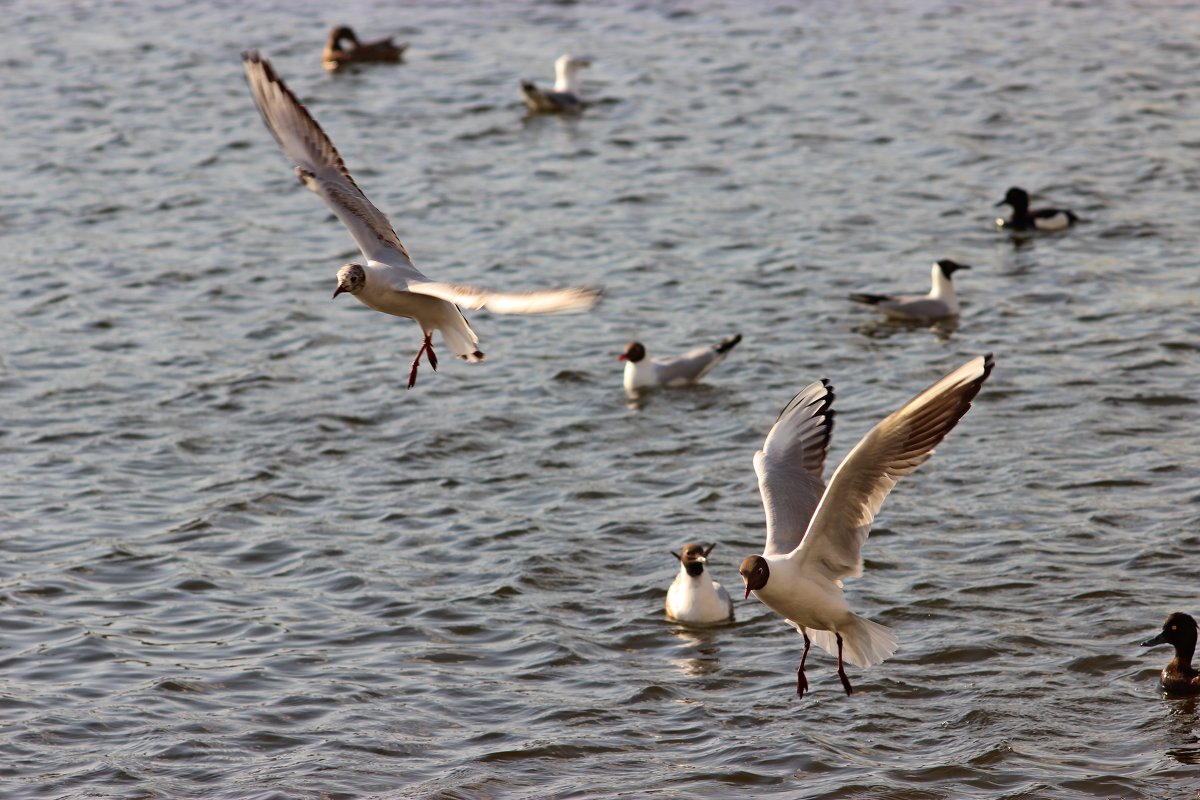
[242,51,420,274]
[405,282,602,315]
[756,380,835,557]
[790,354,994,580]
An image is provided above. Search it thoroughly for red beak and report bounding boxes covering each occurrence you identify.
[617,354,628,362]
[332,285,346,299]
[744,585,751,599]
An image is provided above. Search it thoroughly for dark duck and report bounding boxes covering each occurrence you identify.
[994,186,1078,232]
[1142,612,1200,696]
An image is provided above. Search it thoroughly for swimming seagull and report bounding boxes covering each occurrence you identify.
[322,26,407,72]
[739,355,994,697]
[849,260,971,321]
[666,542,734,625]
[520,55,591,114]
[241,52,602,388]
[995,186,1079,232]
[619,334,742,393]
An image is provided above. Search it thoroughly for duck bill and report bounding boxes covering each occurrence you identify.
[1141,633,1167,647]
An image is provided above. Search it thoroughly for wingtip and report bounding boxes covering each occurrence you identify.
[571,285,605,312]
[776,378,836,424]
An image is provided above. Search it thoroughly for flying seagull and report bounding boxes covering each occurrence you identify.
[242,51,602,387]
[739,355,994,697]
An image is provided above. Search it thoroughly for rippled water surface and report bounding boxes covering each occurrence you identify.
[4,0,1200,797]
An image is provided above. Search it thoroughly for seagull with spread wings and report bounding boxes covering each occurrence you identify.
[739,355,994,697]
[242,52,602,387]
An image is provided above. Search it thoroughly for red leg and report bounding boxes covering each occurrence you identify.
[836,632,854,696]
[796,629,811,697]
[426,337,438,372]
[407,332,436,389]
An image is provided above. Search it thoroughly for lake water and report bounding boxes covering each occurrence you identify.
[3,0,1200,797]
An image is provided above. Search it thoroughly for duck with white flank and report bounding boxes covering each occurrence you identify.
[665,543,734,625]
[849,259,971,321]
[322,26,407,71]
[521,55,591,114]
[995,186,1079,232]
[1142,612,1200,696]
[619,334,742,394]
[242,53,602,388]
[740,355,994,697]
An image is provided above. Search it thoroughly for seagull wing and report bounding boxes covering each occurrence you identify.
[242,51,423,277]
[404,282,602,315]
[790,354,994,580]
[755,380,836,557]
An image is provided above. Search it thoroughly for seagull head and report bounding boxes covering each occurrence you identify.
[996,186,1028,210]
[333,263,366,298]
[675,542,715,578]
[618,341,646,363]
[935,259,972,278]
[556,54,592,73]
[738,555,769,599]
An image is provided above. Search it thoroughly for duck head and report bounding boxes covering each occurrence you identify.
[1142,612,1198,654]
[328,26,361,51]
[995,186,1029,211]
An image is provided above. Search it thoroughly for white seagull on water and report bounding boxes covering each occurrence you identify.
[242,52,602,388]
[618,334,742,394]
[665,542,734,625]
[739,354,994,697]
[849,259,972,321]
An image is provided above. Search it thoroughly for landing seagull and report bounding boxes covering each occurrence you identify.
[521,55,591,114]
[619,334,742,393]
[739,355,994,697]
[242,52,602,387]
[849,259,971,321]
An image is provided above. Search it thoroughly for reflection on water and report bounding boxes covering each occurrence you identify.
[669,625,727,679]
[851,315,960,343]
[1163,697,1200,766]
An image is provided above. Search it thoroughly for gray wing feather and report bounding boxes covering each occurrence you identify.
[791,355,994,579]
[880,296,955,319]
[653,347,724,385]
[756,380,836,557]
[242,52,421,275]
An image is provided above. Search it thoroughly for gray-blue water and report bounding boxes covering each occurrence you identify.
[3,1,1200,797]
